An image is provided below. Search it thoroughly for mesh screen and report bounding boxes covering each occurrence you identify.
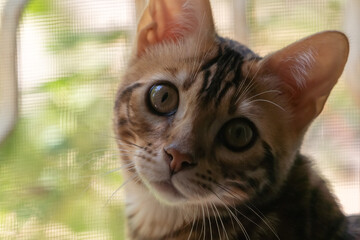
[0,0,359,239]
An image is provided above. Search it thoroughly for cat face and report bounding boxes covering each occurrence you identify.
[114,0,348,207]
[115,37,297,206]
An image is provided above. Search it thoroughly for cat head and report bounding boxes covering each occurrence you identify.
[114,0,349,206]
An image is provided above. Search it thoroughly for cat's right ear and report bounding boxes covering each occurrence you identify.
[136,0,215,56]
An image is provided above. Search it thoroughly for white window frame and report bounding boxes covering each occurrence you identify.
[0,0,29,143]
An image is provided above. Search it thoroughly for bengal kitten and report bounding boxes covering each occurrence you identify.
[113,0,360,239]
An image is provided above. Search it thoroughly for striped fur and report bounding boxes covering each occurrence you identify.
[113,33,358,240]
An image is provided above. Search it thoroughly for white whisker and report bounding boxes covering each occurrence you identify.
[245,203,280,240]
[217,184,280,240]
[211,202,229,240]
[200,203,206,240]
[246,90,282,101]
[101,163,135,176]
[210,202,222,240]
[247,99,286,112]
[211,189,250,240]
[205,202,214,240]
[104,174,139,207]
[235,58,263,105]
[186,211,197,240]
[116,140,146,149]
[234,58,257,100]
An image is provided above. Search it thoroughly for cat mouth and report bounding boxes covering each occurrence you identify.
[151,180,185,200]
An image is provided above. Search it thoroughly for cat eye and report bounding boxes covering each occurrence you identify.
[219,118,257,152]
[148,82,179,115]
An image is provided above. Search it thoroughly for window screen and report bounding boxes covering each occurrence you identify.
[0,0,359,239]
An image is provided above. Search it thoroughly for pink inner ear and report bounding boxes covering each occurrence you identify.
[150,0,197,42]
[136,0,215,56]
[157,17,198,43]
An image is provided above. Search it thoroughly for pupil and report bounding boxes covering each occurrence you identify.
[161,92,169,103]
[235,128,243,138]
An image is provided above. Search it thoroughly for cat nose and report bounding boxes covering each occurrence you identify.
[164,148,197,174]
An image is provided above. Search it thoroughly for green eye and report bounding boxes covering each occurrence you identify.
[148,82,179,115]
[220,118,257,152]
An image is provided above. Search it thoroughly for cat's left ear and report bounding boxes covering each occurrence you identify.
[260,31,349,133]
[136,0,215,56]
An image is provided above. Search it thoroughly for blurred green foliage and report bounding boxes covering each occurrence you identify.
[1,0,127,238]
[26,0,53,15]
[50,30,128,52]
[247,0,344,51]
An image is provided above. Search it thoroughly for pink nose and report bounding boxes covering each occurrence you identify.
[164,148,196,174]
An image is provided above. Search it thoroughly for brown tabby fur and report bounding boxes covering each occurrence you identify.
[113,0,359,239]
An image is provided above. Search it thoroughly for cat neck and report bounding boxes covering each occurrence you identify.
[124,181,197,239]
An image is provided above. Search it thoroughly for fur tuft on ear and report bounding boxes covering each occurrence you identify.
[136,0,215,56]
[285,48,316,89]
[260,31,349,134]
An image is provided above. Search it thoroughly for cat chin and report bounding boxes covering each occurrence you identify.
[146,180,206,206]
[147,180,217,206]
[138,178,189,205]
[152,181,184,199]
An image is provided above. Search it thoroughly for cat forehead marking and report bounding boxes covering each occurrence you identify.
[175,39,259,109]
[197,46,245,106]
